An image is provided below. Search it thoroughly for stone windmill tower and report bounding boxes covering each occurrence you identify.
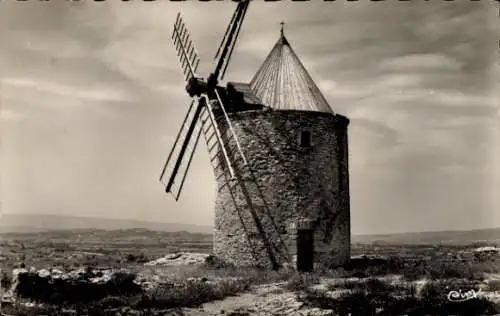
[160,1,350,271]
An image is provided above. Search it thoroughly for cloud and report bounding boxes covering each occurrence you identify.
[378,54,463,73]
[431,91,497,108]
[2,78,135,103]
[0,109,26,122]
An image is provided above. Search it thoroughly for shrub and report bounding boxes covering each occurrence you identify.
[136,278,252,309]
[487,279,500,291]
[340,255,493,282]
[327,278,396,295]
[417,281,498,316]
[301,289,380,316]
[125,253,136,262]
[204,254,235,269]
[300,279,500,316]
[285,272,320,292]
[425,261,475,280]
[326,279,360,291]
[1,270,11,291]
[125,252,149,264]
[1,302,65,316]
[13,270,142,305]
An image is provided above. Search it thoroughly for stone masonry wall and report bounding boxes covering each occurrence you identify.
[212,109,350,269]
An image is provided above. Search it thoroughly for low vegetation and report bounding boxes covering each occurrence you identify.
[1,229,499,315]
[14,271,141,304]
[300,279,498,316]
[320,254,498,281]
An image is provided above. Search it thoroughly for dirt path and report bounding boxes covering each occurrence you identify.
[182,282,333,316]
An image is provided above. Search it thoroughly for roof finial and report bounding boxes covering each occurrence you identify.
[280,21,285,37]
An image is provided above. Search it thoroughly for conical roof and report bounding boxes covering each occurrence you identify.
[249,24,334,114]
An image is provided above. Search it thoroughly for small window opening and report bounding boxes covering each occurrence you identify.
[299,130,312,147]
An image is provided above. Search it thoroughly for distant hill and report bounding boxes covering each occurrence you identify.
[1,213,499,245]
[352,227,500,245]
[0,213,213,234]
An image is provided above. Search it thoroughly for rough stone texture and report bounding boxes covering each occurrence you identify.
[211,109,350,269]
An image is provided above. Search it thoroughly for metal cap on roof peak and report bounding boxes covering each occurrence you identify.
[278,21,290,46]
[249,23,334,114]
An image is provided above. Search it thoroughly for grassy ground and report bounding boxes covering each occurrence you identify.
[1,229,499,315]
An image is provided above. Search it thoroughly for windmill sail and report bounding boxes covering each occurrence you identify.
[159,100,204,200]
[172,13,200,82]
[160,95,239,200]
[159,13,205,200]
[250,29,334,114]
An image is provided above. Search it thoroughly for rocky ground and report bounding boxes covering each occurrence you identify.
[182,282,334,316]
[0,256,335,316]
[144,253,210,267]
[3,254,500,315]
[2,242,500,315]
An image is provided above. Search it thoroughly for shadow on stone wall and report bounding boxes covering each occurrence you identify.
[218,201,262,265]
[215,110,349,270]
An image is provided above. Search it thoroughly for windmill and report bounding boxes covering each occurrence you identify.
[159,1,351,271]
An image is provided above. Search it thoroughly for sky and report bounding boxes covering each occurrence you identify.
[1,0,499,235]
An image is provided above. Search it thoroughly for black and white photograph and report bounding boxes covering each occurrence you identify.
[1,0,499,315]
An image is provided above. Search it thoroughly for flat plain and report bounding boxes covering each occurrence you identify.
[1,228,500,315]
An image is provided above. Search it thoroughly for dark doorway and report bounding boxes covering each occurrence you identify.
[296,229,314,272]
